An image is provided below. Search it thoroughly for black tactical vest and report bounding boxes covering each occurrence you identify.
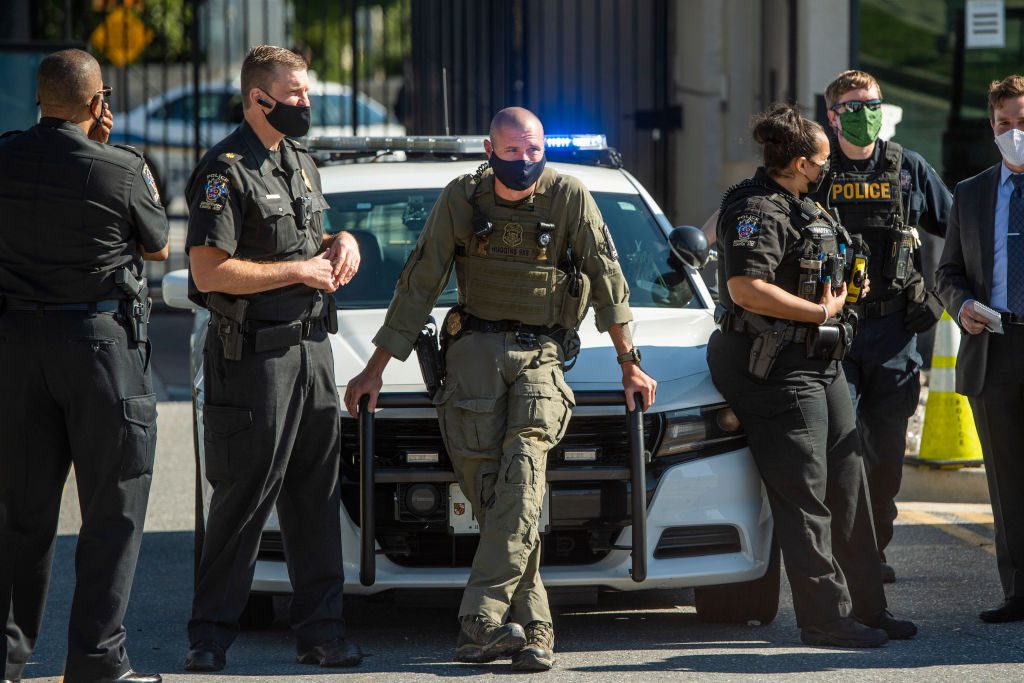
[825,141,914,299]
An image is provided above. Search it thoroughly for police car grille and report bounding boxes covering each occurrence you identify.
[339,413,663,469]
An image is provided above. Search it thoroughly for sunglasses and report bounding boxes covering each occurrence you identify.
[832,99,882,113]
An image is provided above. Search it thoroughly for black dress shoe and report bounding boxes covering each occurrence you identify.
[979,597,1024,623]
[800,616,888,648]
[114,671,162,683]
[184,641,226,672]
[861,610,917,639]
[297,636,362,667]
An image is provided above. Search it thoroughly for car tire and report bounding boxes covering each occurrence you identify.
[192,391,205,586]
[694,533,780,625]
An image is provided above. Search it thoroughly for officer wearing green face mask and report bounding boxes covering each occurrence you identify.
[811,70,952,586]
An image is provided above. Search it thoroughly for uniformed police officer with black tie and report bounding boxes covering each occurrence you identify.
[183,46,362,672]
[813,70,951,584]
[0,49,168,683]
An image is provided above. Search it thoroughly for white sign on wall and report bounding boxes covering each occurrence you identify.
[965,0,1006,49]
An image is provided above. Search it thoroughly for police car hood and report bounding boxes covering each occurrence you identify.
[330,306,717,394]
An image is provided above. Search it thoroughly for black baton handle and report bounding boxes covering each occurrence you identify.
[358,394,376,587]
[628,391,648,583]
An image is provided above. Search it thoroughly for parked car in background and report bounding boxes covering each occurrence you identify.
[111,79,405,205]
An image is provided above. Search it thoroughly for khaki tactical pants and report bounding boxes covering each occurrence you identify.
[434,331,575,626]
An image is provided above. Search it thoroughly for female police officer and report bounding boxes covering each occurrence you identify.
[707,104,916,647]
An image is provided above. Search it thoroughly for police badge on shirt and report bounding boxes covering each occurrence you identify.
[733,214,760,247]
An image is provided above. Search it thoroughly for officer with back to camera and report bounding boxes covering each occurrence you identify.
[183,45,362,673]
[813,70,951,584]
[0,48,168,683]
[344,107,657,672]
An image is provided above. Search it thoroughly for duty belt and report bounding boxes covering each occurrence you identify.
[724,314,810,343]
[848,291,906,319]
[2,298,121,314]
[461,314,559,338]
[1000,312,1024,326]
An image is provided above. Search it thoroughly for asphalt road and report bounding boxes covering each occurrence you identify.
[20,311,1024,681]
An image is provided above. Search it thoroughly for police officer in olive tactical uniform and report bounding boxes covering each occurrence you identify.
[345,108,656,672]
[184,46,362,673]
[814,71,950,583]
[0,49,168,683]
[708,104,916,648]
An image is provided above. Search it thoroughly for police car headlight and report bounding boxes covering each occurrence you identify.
[655,404,744,457]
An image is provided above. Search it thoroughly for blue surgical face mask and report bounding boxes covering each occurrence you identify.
[489,150,546,191]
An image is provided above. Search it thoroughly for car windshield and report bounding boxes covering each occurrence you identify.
[324,189,700,311]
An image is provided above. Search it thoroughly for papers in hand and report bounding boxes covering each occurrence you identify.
[971,301,1005,334]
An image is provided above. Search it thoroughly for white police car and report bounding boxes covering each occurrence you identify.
[162,134,778,625]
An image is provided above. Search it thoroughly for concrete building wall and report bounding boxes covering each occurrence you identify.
[670,0,850,227]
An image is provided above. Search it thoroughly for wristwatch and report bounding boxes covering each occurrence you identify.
[616,347,642,366]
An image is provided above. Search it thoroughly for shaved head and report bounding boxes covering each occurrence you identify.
[37,49,102,111]
[489,107,544,140]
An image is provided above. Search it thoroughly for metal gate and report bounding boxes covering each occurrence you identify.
[406,0,680,219]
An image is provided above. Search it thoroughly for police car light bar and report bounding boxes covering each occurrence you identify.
[304,135,490,154]
[304,134,609,154]
[544,134,608,150]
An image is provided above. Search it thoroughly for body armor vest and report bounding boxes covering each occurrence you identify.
[826,141,914,298]
[455,168,590,329]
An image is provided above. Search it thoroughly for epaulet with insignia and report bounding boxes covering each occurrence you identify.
[217,151,243,165]
[112,143,144,159]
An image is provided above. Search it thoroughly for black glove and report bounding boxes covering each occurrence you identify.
[903,271,945,333]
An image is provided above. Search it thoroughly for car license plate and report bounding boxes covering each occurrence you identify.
[448,483,550,535]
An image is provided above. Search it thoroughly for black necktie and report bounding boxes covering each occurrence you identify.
[1007,174,1024,315]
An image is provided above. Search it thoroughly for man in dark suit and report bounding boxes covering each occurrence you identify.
[936,74,1024,624]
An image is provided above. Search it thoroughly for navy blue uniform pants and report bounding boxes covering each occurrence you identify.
[188,321,346,653]
[843,312,921,556]
[708,329,886,628]
[0,311,156,683]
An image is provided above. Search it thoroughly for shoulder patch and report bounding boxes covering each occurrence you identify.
[900,168,912,191]
[601,224,619,261]
[732,214,760,247]
[112,143,144,159]
[199,173,230,212]
[142,162,160,203]
[217,151,243,165]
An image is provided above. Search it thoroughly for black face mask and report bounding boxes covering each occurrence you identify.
[257,93,311,137]
[489,151,546,191]
[801,159,830,196]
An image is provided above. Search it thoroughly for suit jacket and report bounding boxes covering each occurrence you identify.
[935,162,1001,397]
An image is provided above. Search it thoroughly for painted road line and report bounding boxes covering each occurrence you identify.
[898,508,996,557]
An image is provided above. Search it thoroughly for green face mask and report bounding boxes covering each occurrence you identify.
[838,107,883,147]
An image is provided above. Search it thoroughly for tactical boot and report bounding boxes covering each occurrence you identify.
[455,616,527,663]
[800,616,889,648]
[512,621,556,672]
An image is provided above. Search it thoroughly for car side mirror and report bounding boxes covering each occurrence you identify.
[668,226,710,271]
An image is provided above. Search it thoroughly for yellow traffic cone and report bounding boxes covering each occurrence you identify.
[907,310,984,468]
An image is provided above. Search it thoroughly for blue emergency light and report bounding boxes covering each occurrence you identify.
[544,134,608,150]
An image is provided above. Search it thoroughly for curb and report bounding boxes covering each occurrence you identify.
[897,461,990,504]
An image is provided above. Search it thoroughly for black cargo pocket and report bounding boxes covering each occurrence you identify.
[203,404,254,482]
[122,393,157,479]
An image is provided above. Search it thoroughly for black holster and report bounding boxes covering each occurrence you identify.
[207,292,249,361]
[747,320,789,380]
[415,316,444,398]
